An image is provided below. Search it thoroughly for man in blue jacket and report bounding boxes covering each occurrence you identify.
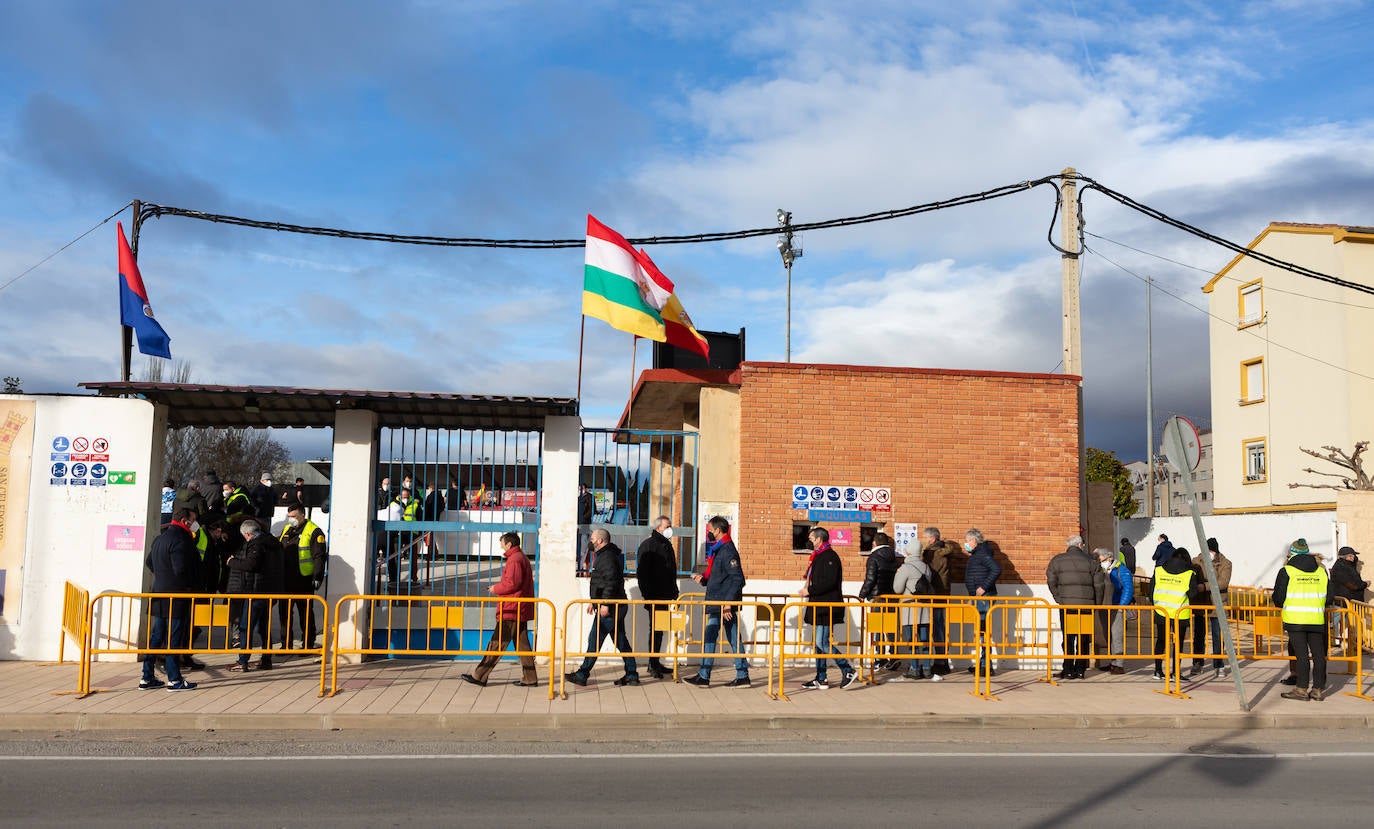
[1096,547,1134,674]
[684,516,750,688]
[963,528,1001,676]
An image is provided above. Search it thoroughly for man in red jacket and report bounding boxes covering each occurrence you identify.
[463,532,538,687]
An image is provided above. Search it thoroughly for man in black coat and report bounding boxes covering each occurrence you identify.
[858,532,900,670]
[225,519,285,672]
[565,529,638,687]
[635,515,680,679]
[800,527,858,690]
[1119,537,1137,575]
[140,508,199,690]
[249,473,276,521]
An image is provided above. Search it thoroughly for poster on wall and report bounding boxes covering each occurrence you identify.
[894,523,922,557]
[697,500,739,572]
[0,400,36,622]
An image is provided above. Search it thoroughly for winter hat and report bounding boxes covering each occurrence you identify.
[1338,546,1359,558]
[1288,538,1310,556]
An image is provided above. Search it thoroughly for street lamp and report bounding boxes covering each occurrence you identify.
[776,209,802,362]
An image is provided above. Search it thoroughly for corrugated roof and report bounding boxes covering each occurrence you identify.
[78,382,578,430]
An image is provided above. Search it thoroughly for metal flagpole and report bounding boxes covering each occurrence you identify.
[576,315,586,406]
[627,334,638,425]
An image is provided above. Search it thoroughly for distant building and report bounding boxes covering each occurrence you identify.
[1126,428,1213,517]
[1203,222,1374,513]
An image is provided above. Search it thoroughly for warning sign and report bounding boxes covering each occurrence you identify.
[72,436,89,453]
[92,437,109,453]
[858,487,892,512]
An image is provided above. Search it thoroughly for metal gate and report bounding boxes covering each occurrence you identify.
[579,428,699,575]
[368,427,542,657]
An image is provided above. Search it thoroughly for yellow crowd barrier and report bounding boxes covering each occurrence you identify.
[50,580,92,696]
[560,598,778,699]
[330,595,557,699]
[83,591,329,697]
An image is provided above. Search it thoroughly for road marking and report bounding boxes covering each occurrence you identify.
[2,751,1374,762]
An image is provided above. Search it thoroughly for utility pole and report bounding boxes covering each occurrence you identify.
[1146,273,1154,518]
[776,209,802,362]
[1060,168,1087,530]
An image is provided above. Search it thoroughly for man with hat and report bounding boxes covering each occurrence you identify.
[1272,538,1334,701]
[1330,546,1368,651]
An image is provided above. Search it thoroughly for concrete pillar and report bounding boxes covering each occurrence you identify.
[328,409,378,662]
[537,415,582,660]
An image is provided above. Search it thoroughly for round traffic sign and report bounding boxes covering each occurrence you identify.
[1161,416,1202,472]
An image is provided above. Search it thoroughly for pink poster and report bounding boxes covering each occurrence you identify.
[831,528,852,546]
[106,525,145,552]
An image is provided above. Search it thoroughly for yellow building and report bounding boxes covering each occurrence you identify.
[1204,222,1374,513]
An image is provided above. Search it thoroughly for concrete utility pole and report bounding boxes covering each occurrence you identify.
[1146,273,1154,518]
[1060,169,1087,529]
[776,209,802,363]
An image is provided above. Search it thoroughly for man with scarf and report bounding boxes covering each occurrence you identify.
[564,529,639,687]
[684,516,749,687]
[799,526,858,690]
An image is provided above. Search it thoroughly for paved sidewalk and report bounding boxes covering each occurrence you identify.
[3,655,1372,732]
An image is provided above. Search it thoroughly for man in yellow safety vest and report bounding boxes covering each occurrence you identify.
[278,503,328,650]
[1273,538,1333,701]
[1151,547,1197,681]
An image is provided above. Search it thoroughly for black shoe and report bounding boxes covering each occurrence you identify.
[1055,670,1074,680]
[180,658,206,671]
[1097,665,1113,672]
[1280,676,1298,686]
[725,677,751,688]
[683,674,710,687]
[461,673,486,687]
[613,674,640,687]
[932,663,952,676]
[648,665,669,679]
[1071,672,1085,680]
[564,671,588,687]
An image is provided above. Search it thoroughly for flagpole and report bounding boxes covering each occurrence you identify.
[576,314,586,407]
[628,335,638,427]
[121,200,141,383]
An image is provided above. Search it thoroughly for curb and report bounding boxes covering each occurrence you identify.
[2,711,1371,733]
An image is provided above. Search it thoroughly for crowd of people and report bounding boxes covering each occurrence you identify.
[140,471,328,691]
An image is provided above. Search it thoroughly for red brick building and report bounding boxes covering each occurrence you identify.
[622,362,1083,586]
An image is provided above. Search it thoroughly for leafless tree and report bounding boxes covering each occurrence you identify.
[1288,441,1374,491]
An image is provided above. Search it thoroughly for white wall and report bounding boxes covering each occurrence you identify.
[8,395,162,660]
[326,409,378,661]
[537,416,582,657]
[1120,510,1340,589]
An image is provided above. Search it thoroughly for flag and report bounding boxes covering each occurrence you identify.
[638,249,710,359]
[583,215,668,341]
[117,222,172,359]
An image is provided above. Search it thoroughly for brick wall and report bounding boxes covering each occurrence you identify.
[735,362,1081,585]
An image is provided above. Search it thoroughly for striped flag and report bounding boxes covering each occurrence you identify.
[638,249,710,359]
[583,215,668,341]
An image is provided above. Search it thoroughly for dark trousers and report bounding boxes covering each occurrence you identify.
[142,598,189,684]
[931,606,949,670]
[386,532,417,587]
[472,619,537,683]
[238,597,273,668]
[277,593,319,648]
[1191,608,1224,669]
[1153,614,1190,673]
[1288,626,1328,690]
[1060,609,1090,675]
[575,604,637,676]
[646,602,673,670]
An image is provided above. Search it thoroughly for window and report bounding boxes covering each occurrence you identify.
[1243,437,1266,483]
[1238,280,1263,327]
[792,522,813,552]
[1240,357,1265,403]
[859,525,880,552]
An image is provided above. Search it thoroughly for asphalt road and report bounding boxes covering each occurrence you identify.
[0,730,1368,827]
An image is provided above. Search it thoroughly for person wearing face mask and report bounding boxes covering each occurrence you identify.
[683,516,749,688]
[278,503,327,650]
[635,515,680,679]
[140,508,199,691]
[963,528,1001,676]
[1046,535,1105,680]
[1096,547,1133,675]
[385,486,419,589]
[1189,537,1232,679]
[222,480,252,519]
[565,528,639,687]
[225,519,285,672]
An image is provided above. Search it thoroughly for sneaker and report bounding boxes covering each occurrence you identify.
[612,674,640,687]
[801,678,830,690]
[928,673,943,683]
[1309,687,1326,702]
[683,674,710,687]
[1109,666,1126,676]
[1216,665,1229,679]
[563,671,588,687]
[1188,665,1204,679]
[725,677,751,688]
[932,662,952,676]
[902,671,923,681]
[1152,669,1166,681]
[841,671,860,689]
[165,679,197,691]
[138,677,161,690]
[1281,688,1309,701]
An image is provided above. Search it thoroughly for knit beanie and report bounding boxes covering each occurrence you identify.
[1288,538,1309,556]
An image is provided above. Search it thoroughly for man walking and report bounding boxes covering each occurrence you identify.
[799,527,858,690]
[1190,538,1233,679]
[683,516,749,688]
[1096,547,1133,674]
[1046,535,1105,679]
[463,532,538,687]
[565,529,639,687]
[636,515,680,679]
[139,508,199,691]
[1274,538,1334,701]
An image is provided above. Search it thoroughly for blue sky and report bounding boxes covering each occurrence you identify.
[2,0,1372,464]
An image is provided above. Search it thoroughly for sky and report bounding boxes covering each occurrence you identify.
[2,0,1372,465]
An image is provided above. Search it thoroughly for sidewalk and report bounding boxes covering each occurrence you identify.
[3,656,1372,733]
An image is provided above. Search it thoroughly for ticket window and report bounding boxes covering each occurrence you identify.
[859,525,882,552]
[792,522,814,553]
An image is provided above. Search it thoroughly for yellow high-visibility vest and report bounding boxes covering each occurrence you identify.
[1281,565,1328,626]
[1153,567,1194,619]
[280,519,324,577]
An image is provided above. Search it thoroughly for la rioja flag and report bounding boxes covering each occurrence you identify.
[117,221,171,359]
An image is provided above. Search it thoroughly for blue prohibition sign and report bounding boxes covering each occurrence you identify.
[51,462,67,477]
[71,463,88,478]
[90,463,107,478]
[52,436,69,452]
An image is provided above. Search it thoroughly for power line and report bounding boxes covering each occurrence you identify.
[1085,244,1374,384]
[0,202,132,295]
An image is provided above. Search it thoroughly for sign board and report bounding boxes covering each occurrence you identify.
[807,509,872,523]
[107,471,137,485]
[830,528,853,546]
[794,484,892,512]
[1161,416,1202,473]
[894,523,922,557]
[105,525,146,552]
[857,487,892,512]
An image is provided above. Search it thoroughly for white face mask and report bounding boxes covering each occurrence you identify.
[661,526,674,539]
[1101,560,1112,571]
[189,521,201,533]
[288,517,301,528]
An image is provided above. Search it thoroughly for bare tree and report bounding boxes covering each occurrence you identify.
[1288,441,1374,491]
[142,359,291,486]
[2,376,22,393]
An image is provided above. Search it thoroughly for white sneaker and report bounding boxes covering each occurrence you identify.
[929,673,944,682]
[840,671,860,689]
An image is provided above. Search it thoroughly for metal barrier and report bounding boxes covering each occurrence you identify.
[330,595,557,699]
[84,592,330,697]
[560,598,777,699]
[51,581,92,696]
